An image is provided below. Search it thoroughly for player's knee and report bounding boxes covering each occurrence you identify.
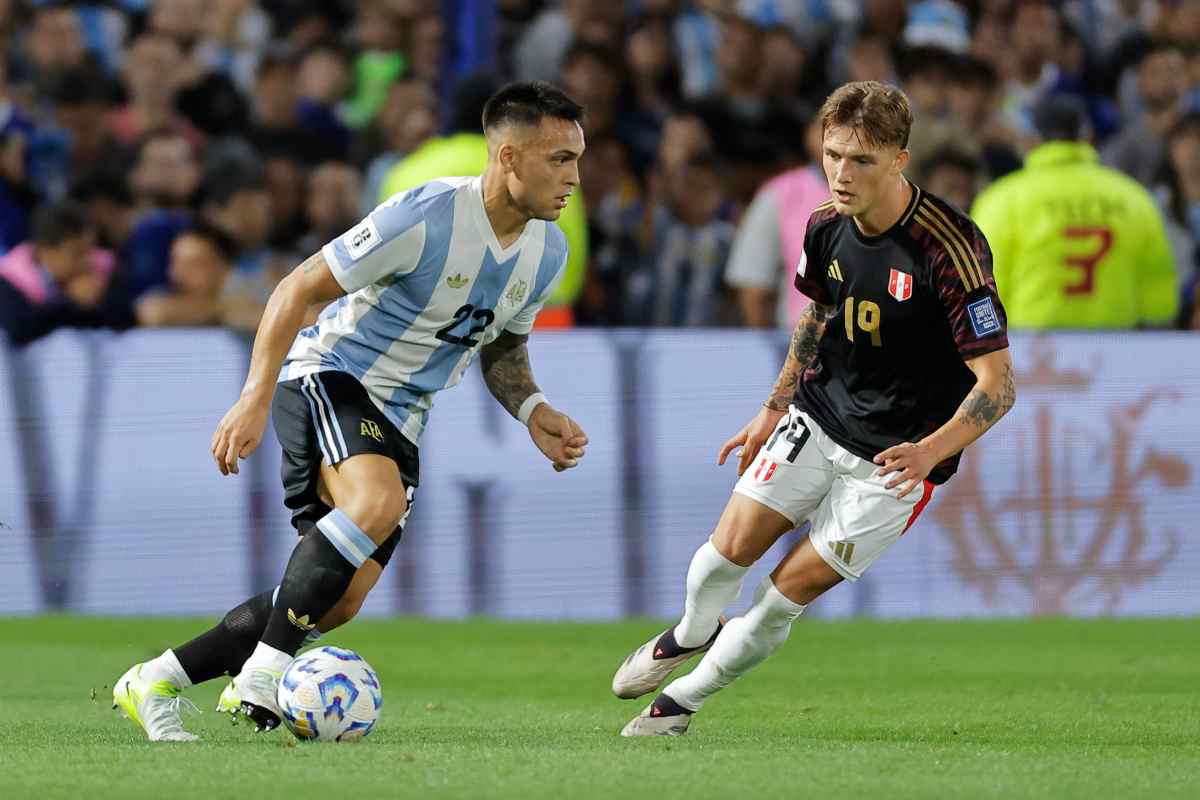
[339,490,408,543]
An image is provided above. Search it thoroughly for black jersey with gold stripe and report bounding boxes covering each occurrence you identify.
[791,183,1009,484]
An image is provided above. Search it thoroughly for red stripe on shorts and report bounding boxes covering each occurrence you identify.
[901,480,935,534]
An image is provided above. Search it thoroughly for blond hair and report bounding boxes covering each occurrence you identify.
[818,81,913,150]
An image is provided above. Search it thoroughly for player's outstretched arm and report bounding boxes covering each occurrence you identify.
[210,252,345,475]
[874,347,1016,497]
[719,302,834,475]
[480,331,588,472]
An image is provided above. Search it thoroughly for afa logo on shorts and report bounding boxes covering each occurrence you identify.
[968,296,1001,337]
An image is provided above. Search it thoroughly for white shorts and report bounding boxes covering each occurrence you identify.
[733,406,935,580]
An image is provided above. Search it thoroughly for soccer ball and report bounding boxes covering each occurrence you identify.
[276,646,382,742]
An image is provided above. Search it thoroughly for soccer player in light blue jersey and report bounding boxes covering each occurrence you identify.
[113,82,590,740]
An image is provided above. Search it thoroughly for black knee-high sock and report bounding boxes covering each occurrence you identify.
[261,529,359,656]
[173,589,274,685]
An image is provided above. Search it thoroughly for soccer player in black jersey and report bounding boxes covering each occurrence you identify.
[613,81,1016,736]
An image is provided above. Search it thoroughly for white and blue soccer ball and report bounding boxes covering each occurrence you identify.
[276,646,383,742]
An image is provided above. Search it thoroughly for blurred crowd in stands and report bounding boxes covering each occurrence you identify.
[1,0,1198,347]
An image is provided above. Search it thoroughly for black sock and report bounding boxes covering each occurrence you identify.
[260,529,359,656]
[174,589,275,685]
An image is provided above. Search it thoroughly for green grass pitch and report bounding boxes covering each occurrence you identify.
[0,616,1196,799]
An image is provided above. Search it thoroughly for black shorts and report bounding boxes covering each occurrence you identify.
[272,370,419,568]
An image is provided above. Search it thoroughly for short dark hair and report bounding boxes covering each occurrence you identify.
[921,145,982,177]
[31,202,93,246]
[1032,94,1090,141]
[72,170,134,206]
[185,221,239,263]
[481,81,585,133]
[200,165,267,208]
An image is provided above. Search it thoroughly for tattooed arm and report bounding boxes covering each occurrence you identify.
[718,302,835,475]
[479,331,541,418]
[764,301,835,411]
[480,331,589,471]
[874,348,1016,496]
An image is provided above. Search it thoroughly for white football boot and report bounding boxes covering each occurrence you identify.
[612,619,724,700]
[620,695,694,737]
[112,663,200,742]
[232,667,283,732]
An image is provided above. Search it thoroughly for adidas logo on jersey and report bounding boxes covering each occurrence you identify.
[828,259,845,281]
[446,273,469,288]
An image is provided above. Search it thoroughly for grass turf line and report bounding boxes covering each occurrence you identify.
[0,616,1196,799]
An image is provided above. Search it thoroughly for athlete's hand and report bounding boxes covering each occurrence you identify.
[211,398,269,475]
[873,441,938,498]
[528,404,588,472]
[719,405,786,476]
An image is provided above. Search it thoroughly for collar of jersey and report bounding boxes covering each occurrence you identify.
[1025,141,1099,170]
[469,175,532,262]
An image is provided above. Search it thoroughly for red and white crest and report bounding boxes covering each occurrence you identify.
[888,268,913,302]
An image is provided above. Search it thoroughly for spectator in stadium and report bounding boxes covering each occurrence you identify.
[294,43,353,160]
[296,161,363,257]
[360,78,437,214]
[73,170,192,302]
[129,131,201,213]
[1103,41,1190,186]
[632,151,737,327]
[945,55,1022,180]
[45,71,116,188]
[257,149,306,253]
[110,33,204,152]
[341,2,407,130]
[513,0,624,83]
[998,0,1066,142]
[0,201,126,345]
[920,144,984,213]
[842,33,897,86]
[1159,112,1200,292]
[561,41,622,141]
[972,95,1178,329]
[620,12,684,173]
[135,222,236,328]
[575,134,642,326]
[196,165,275,280]
[725,115,828,329]
[23,3,91,97]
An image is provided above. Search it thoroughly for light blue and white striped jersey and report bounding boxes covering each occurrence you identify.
[281,176,568,445]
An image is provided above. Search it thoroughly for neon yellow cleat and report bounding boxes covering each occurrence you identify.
[215,677,241,718]
[112,663,200,742]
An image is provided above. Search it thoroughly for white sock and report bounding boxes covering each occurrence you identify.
[143,649,192,689]
[673,539,749,648]
[665,576,806,711]
[242,641,293,674]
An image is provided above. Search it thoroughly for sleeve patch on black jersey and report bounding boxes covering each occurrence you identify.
[968,297,1001,337]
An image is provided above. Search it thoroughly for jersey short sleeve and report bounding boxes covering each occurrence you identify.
[793,210,835,306]
[322,191,428,294]
[932,222,1010,359]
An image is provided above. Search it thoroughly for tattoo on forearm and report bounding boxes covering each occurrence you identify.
[765,303,832,411]
[959,362,1016,429]
[300,253,322,274]
[480,332,541,418]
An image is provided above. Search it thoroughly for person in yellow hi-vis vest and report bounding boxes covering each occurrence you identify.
[972,95,1178,329]
[380,79,588,327]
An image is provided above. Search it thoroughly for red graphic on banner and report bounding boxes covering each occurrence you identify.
[932,344,1189,614]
